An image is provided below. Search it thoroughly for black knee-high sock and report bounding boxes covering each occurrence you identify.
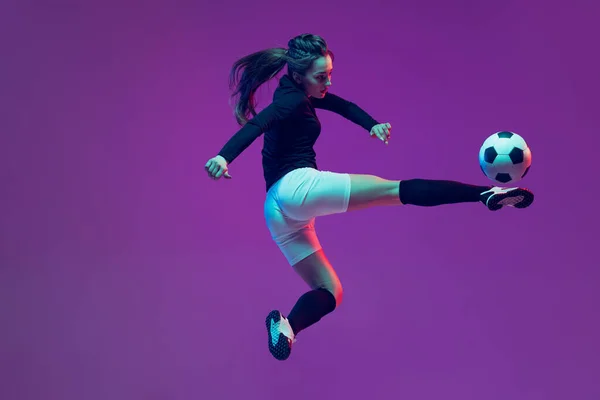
[287,288,337,335]
[399,179,492,206]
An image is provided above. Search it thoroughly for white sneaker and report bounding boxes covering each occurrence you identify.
[480,187,534,211]
[265,310,295,361]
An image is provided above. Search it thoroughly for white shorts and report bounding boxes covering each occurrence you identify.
[264,167,352,266]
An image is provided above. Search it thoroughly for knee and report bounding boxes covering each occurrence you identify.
[335,286,344,307]
[327,282,344,308]
[316,282,343,309]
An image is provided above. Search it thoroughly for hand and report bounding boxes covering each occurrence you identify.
[205,155,232,180]
[370,123,391,145]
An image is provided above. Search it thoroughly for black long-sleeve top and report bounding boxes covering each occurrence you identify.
[218,74,379,191]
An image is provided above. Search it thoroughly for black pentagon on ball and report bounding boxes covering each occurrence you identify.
[497,131,514,139]
[484,146,498,163]
[495,173,512,183]
[509,147,524,164]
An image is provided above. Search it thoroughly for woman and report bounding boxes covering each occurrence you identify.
[204,33,534,361]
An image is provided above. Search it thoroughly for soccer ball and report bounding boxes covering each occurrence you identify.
[479,131,532,184]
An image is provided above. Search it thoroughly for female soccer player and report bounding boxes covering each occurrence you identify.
[204,33,534,361]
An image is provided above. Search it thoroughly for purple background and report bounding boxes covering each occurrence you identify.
[2,1,599,399]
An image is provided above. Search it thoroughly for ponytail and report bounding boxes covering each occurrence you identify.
[228,34,333,125]
[228,48,288,125]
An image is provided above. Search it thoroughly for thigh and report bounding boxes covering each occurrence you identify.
[264,192,323,266]
[275,168,352,221]
[347,174,402,211]
[292,249,343,307]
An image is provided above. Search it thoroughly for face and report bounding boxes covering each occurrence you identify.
[294,54,333,98]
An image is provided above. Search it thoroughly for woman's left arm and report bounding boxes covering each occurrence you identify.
[311,92,379,132]
[311,92,391,144]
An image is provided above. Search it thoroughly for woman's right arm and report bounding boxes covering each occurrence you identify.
[217,91,306,164]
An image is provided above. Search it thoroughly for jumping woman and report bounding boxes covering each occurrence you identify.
[204,33,534,361]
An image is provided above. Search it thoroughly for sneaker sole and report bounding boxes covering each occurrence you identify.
[487,188,534,211]
[265,310,292,361]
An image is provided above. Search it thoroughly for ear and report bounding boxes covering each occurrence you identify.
[292,71,302,84]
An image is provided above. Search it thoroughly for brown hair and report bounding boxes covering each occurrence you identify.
[228,33,334,125]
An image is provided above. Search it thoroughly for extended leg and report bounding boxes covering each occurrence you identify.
[347,174,533,211]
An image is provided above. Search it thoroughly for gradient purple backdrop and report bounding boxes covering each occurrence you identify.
[2,1,599,399]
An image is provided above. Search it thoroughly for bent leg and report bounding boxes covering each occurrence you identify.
[263,194,340,337]
[264,247,340,361]
[287,249,342,336]
[292,249,343,306]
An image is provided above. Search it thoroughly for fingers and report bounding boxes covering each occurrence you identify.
[204,160,212,173]
[206,162,218,179]
[211,166,226,180]
[382,123,391,144]
[210,163,220,178]
[372,130,385,143]
[371,123,391,145]
[204,160,213,176]
[205,159,231,180]
[384,123,391,142]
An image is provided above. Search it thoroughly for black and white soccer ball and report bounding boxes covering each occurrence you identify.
[479,131,532,184]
